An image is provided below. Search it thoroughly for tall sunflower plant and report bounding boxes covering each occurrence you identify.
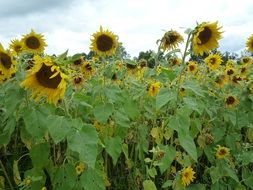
[0,24,253,190]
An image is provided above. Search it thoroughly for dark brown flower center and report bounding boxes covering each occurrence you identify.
[0,52,12,69]
[189,65,195,71]
[226,96,235,105]
[197,27,212,45]
[219,149,227,156]
[242,58,249,63]
[85,63,92,71]
[74,77,82,84]
[14,45,22,52]
[165,34,178,44]
[36,63,62,89]
[241,67,246,73]
[74,59,82,65]
[209,58,216,64]
[227,69,234,75]
[96,34,114,52]
[183,172,189,178]
[26,36,41,49]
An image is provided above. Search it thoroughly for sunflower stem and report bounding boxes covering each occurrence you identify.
[175,32,192,108]
[0,159,14,190]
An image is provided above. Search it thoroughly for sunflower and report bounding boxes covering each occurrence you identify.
[160,30,184,51]
[205,54,223,70]
[72,74,85,89]
[216,145,230,159]
[181,166,196,187]
[225,95,239,108]
[81,60,95,79]
[192,21,223,55]
[21,55,67,105]
[148,82,161,97]
[226,59,236,66]
[224,66,235,77]
[240,65,249,76]
[0,44,16,82]
[214,75,228,88]
[75,162,86,175]
[241,56,252,65]
[9,39,23,55]
[187,61,198,74]
[90,26,118,56]
[169,57,182,66]
[21,29,47,54]
[246,35,253,53]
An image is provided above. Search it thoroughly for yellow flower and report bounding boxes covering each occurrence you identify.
[72,75,85,89]
[187,61,198,74]
[75,162,86,175]
[41,187,47,190]
[205,54,223,70]
[0,44,16,83]
[216,145,230,159]
[226,59,235,66]
[224,66,235,77]
[246,35,253,53]
[90,26,118,57]
[225,95,239,108]
[148,82,161,97]
[160,30,184,51]
[241,56,252,65]
[24,178,32,186]
[192,21,223,55]
[81,60,95,79]
[169,57,182,66]
[21,29,47,54]
[214,75,228,88]
[21,55,67,105]
[181,166,196,187]
[9,39,23,55]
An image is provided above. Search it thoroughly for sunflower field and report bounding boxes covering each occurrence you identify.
[0,22,253,190]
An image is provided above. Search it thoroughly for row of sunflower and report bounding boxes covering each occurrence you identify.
[0,22,253,190]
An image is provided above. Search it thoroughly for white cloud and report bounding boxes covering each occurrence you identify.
[1,0,253,57]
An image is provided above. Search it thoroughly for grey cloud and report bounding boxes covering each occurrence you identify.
[0,0,76,18]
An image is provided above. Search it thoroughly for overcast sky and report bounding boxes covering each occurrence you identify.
[0,0,252,57]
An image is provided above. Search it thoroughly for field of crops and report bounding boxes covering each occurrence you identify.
[0,21,253,190]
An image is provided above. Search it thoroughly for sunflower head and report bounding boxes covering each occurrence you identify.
[21,55,67,105]
[187,61,198,74]
[148,82,161,97]
[9,39,23,55]
[205,54,223,70]
[0,44,16,82]
[181,166,196,187]
[215,75,228,88]
[225,66,235,77]
[246,35,253,53]
[216,145,230,159]
[225,95,239,108]
[169,57,182,66]
[90,26,118,57]
[75,162,86,175]
[21,29,47,54]
[192,21,223,55]
[241,56,252,65]
[81,60,95,79]
[160,30,184,51]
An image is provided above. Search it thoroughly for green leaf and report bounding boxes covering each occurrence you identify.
[80,167,105,190]
[68,124,98,168]
[183,80,204,97]
[156,88,177,110]
[209,166,221,184]
[123,99,140,120]
[242,167,253,188]
[179,133,197,162]
[47,115,72,144]
[143,180,157,190]
[240,151,253,165]
[105,136,122,165]
[161,68,177,81]
[94,103,113,123]
[23,107,48,138]
[0,117,16,146]
[162,180,173,188]
[186,184,206,190]
[30,143,50,168]
[158,145,176,173]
